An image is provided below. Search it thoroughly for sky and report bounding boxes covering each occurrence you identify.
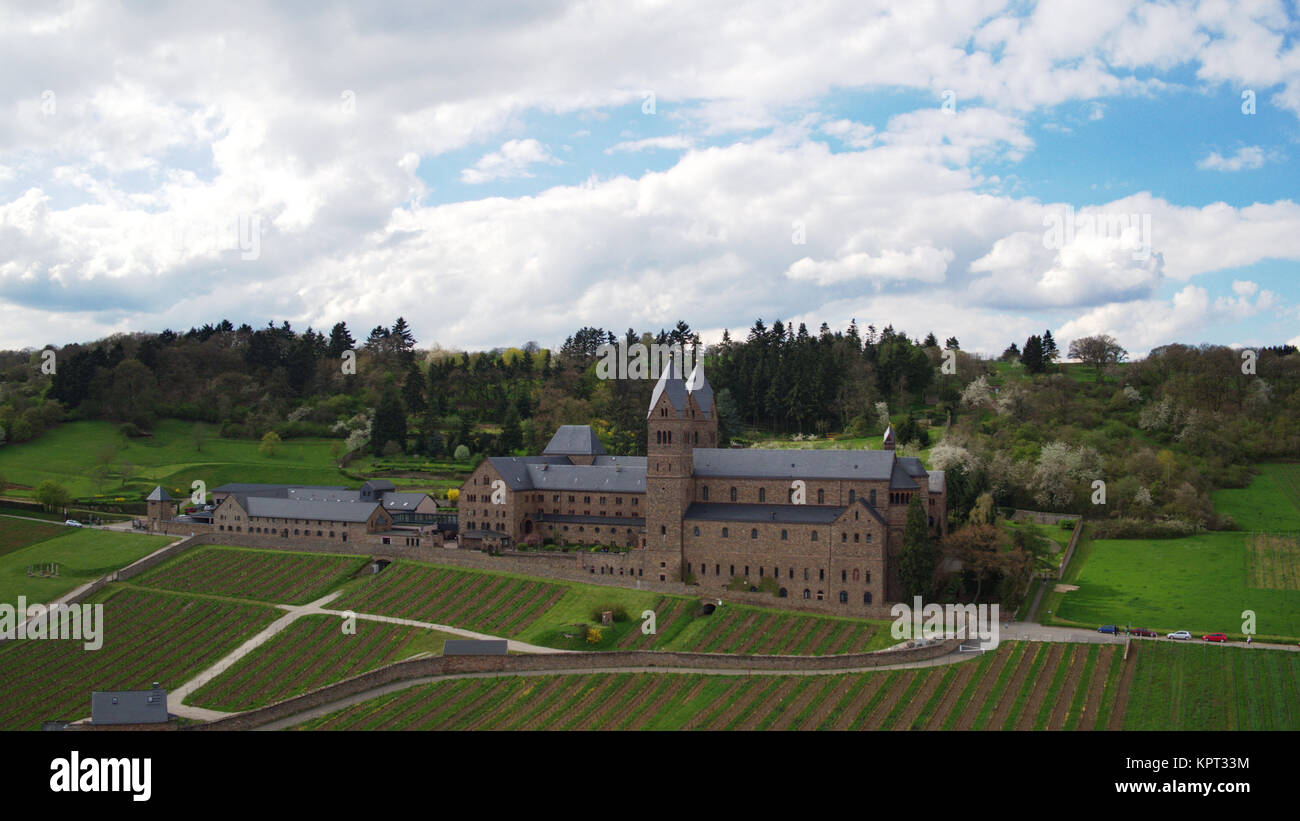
[1,0,1299,358]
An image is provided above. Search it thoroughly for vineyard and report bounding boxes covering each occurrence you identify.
[612,595,887,655]
[0,587,278,731]
[293,641,1127,730]
[133,546,368,604]
[186,615,458,712]
[330,562,568,634]
[1246,533,1300,590]
[1123,641,1300,730]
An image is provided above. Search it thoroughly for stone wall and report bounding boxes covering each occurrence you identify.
[192,637,963,731]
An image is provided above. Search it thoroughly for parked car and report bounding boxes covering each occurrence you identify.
[1129,628,1158,637]
[1167,630,1192,640]
[1097,625,1119,634]
[1203,633,1228,643]
[64,520,83,527]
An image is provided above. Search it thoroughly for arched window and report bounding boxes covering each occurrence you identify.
[693,526,700,536]
[758,488,766,502]
[730,486,737,502]
[722,527,729,537]
[660,525,666,535]
[750,528,758,539]
[817,488,824,504]
[803,589,811,599]
[848,489,855,504]
[839,591,848,604]
[853,568,860,581]
[811,531,819,542]
[864,592,873,605]
[870,489,877,506]
[781,529,788,540]
[841,569,847,582]
[702,485,708,500]
[779,588,788,598]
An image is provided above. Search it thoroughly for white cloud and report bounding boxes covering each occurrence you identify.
[1232,278,1258,296]
[460,139,559,184]
[1197,146,1269,171]
[604,136,694,154]
[785,246,954,286]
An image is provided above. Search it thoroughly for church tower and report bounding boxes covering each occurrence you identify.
[645,352,717,582]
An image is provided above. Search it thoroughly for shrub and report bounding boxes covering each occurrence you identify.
[590,603,629,622]
[1090,517,1200,539]
[453,444,470,462]
[118,422,147,438]
[586,627,602,644]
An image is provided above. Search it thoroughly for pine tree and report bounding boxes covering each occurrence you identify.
[327,322,355,358]
[372,380,407,456]
[923,332,939,347]
[402,362,426,413]
[498,407,523,453]
[898,494,936,600]
[1020,335,1045,374]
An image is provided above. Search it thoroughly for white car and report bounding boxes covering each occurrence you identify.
[1167,630,1192,640]
[64,519,83,527]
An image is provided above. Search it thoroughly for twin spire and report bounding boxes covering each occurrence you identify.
[648,351,713,419]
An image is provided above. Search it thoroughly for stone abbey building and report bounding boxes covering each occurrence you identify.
[461,357,946,609]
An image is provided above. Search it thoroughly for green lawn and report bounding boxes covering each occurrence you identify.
[0,419,352,501]
[1054,464,1300,640]
[0,529,173,604]
[1212,463,1300,531]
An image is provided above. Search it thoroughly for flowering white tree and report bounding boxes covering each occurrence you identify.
[959,375,993,409]
[1122,385,1141,403]
[929,441,980,473]
[874,401,890,431]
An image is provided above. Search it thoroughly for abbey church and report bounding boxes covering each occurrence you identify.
[460,357,947,612]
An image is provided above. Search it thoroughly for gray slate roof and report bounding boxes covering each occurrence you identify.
[145,486,172,502]
[543,425,607,455]
[489,458,646,493]
[537,513,645,527]
[889,460,921,490]
[244,496,383,523]
[91,687,169,725]
[590,455,647,468]
[691,448,896,480]
[212,483,346,497]
[382,492,433,511]
[683,502,847,525]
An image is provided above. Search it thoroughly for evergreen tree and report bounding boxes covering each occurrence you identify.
[945,336,960,350]
[1020,335,1045,374]
[923,332,939,348]
[372,380,407,456]
[327,322,355,358]
[1000,342,1021,361]
[402,362,426,413]
[1042,330,1059,365]
[498,407,523,453]
[898,494,936,600]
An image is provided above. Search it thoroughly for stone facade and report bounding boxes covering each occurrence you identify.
[458,357,948,611]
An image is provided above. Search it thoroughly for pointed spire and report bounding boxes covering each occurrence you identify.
[686,359,714,418]
[648,350,687,418]
[882,425,895,451]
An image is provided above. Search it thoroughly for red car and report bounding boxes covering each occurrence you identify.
[1202,633,1228,643]
[1128,628,1157,637]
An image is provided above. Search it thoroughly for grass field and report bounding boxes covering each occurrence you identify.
[291,640,1122,730]
[133,546,368,605]
[185,615,460,712]
[0,529,173,604]
[0,587,278,730]
[1123,641,1300,730]
[1054,464,1300,640]
[0,419,352,501]
[1212,463,1300,531]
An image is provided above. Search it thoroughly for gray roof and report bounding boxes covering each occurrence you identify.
[927,469,945,493]
[489,458,646,493]
[145,486,172,502]
[590,455,647,468]
[684,502,846,524]
[543,425,607,455]
[362,479,396,492]
[647,354,714,419]
[889,460,920,490]
[691,448,896,480]
[382,492,433,511]
[91,687,169,725]
[443,639,508,656]
[898,457,927,476]
[244,496,384,523]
